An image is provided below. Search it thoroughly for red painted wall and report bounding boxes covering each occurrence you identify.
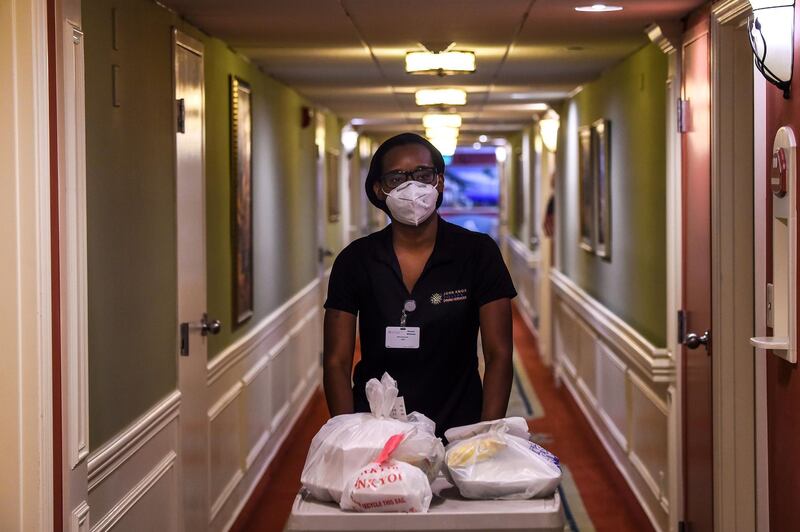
[764,6,800,530]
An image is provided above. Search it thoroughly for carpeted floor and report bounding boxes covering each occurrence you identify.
[233,305,654,531]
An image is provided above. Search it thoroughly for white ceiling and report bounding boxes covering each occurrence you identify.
[162,0,705,139]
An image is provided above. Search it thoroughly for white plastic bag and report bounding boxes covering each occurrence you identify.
[444,417,561,500]
[340,433,433,513]
[301,373,444,502]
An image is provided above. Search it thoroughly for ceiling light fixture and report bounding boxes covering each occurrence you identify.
[422,113,463,129]
[479,135,488,143]
[415,88,467,106]
[749,0,795,99]
[575,4,624,12]
[429,136,458,156]
[426,126,460,140]
[495,146,508,163]
[473,142,482,150]
[406,50,476,75]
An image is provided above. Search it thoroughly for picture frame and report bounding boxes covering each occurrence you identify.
[578,125,595,252]
[592,119,612,259]
[230,76,254,326]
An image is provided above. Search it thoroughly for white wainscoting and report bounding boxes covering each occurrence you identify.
[505,235,540,335]
[207,278,323,531]
[550,269,675,532]
[84,278,324,532]
[86,391,181,532]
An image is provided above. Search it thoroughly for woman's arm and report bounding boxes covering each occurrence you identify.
[322,309,357,416]
[479,298,513,420]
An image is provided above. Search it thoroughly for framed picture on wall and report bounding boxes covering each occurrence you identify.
[593,119,611,259]
[230,76,253,325]
[326,149,340,223]
[578,125,595,252]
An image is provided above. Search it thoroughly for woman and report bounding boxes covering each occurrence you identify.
[323,133,516,437]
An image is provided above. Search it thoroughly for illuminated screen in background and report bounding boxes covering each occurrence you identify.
[441,148,500,240]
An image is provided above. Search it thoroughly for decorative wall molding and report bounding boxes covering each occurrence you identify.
[506,234,540,268]
[712,0,751,25]
[550,269,674,382]
[62,16,90,470]
[71,501,90,532]
[646,22,683,55]
[207,278,320,384]
[87,390,181,490]
[221,382,320,532]
[557,370,666,531]
[204,281,322,530]
[90,451,177,532]
[551,273,672,531]
[506,234,541,350]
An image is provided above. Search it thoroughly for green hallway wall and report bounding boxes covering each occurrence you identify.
[556,43,668,346]
[84,0,325,448]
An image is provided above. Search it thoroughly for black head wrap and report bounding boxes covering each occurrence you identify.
[365,133,446,215]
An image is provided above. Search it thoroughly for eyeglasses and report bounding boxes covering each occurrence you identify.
[380,166,439,190]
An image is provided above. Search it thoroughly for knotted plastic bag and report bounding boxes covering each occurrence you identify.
[444,417,561,500]
[340,433,433,513]
[301,373,444,503]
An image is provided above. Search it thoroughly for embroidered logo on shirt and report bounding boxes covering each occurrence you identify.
[430,289,467,305]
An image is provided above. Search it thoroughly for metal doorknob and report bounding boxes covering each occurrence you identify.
[201,314,222,336]
[685,330,711,349]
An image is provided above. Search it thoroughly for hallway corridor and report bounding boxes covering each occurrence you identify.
[4,0,799,531]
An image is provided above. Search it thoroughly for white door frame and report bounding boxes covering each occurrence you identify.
[710,1,760,530]
[1,0,55,529]
[646,21,684,530]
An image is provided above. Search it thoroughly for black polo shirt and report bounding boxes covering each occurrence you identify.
[324,217,517,437]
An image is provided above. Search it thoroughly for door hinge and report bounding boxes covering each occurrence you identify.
[766,282,775,329]
[677,98,689,133]
[677,309,687,345]
[180,322,190,356]
[176,98,186,133]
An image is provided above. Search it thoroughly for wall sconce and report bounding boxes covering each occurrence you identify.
[749,0,795,99]
[539,112,560,152]
[341,124,359,156]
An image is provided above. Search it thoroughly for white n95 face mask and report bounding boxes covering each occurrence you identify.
[385,180,439,226]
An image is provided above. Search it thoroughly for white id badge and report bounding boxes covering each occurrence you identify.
[385,327,420,349]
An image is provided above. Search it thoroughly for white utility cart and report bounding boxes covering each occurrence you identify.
[287,477,565,532]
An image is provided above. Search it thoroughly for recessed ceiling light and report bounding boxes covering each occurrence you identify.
[473,142,482,150]
[575,4,623,12]
[478,134,488,143]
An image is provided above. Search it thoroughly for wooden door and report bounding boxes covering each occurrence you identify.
[681,11,714,532]
[175,30,212,531]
